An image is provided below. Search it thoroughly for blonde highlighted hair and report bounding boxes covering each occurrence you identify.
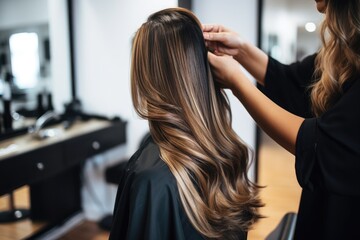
[312,0,360,116]
[131,8,262,239]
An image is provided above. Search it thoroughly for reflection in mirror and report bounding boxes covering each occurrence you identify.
[261,0,324,64]
[0,1,74,238]
[255,1,324,237]
[0,0,72,136]
[1,24,51,108]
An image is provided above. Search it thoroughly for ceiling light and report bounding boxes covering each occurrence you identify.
[305,22,316,32]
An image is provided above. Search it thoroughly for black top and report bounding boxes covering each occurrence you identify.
[109,136,206,240]
[263,55,360,239]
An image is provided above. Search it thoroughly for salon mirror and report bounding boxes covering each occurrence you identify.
[261,0,324,64]
[0,0,73,135]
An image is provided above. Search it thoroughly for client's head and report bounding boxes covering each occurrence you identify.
[131,8,262,239]
[132,7,213,127]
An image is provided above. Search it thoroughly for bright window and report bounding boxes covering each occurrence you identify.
[9,32,40,89]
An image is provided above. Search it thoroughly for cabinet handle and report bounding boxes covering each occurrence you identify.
[37,162,45,170]
[92,141,100,150]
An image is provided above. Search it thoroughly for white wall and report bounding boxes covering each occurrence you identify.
[0,0,48,29]
[74,0,178,158]
[193,0,258,180]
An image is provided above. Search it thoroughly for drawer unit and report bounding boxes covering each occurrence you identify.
[63,121,126,167]
[0,119,127,238]
[0,143,64,196]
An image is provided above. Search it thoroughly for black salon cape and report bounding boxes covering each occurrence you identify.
[263,54,360,239]
[109,137,208,240]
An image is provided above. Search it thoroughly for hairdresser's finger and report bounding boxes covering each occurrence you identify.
[207,52,221,69]
[206,40,235,56]
[207,53,218,76]
[202,24,215,32]
[202,24,226,33]
[203,32,228,43]
[202,24,219,32]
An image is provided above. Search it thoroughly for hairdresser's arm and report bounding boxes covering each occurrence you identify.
[203,24,268,85]
[208,53,304,154]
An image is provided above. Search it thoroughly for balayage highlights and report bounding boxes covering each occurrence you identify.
[312,0,360,116]
[131,8,262,239]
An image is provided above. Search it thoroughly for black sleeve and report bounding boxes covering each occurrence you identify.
[295,78,360,196]
[262,54,317,117]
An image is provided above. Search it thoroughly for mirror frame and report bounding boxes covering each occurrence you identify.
[67,0,76,100]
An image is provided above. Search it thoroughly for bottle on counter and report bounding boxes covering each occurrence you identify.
[36,92,45,117]
[46,92,54,111]
[36,90,54,117]
[3,71,13,132]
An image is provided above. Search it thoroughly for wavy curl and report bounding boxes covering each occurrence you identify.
[131,8,262,239]
[312,0,360,116]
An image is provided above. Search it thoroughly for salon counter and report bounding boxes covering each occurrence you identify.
[0,118,126,225]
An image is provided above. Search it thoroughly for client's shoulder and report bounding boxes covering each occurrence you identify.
[130,139,176,192]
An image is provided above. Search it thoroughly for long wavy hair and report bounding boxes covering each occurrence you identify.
[131,8,262,239]
[311,0,360,116]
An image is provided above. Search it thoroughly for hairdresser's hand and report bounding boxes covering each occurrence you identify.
[203,25,243,58]
[208,52,247,91]
[203,24,268,85]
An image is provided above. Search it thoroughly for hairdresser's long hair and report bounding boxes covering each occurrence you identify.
[312,0,360,116]
[131,8,262,239]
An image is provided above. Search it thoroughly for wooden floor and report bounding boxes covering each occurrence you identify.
[0,132,301,239]
[248,133,301,240]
